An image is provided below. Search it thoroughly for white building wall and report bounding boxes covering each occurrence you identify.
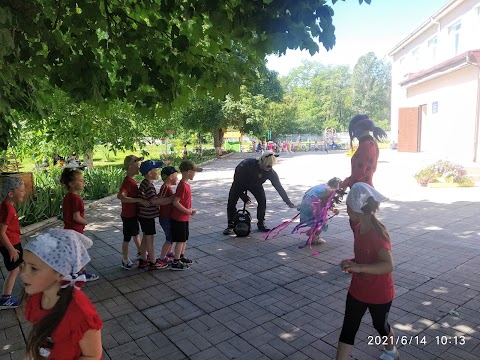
[402,66,479,161]
[390,0,480,160]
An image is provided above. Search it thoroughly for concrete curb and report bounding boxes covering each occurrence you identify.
[21,193,119,236]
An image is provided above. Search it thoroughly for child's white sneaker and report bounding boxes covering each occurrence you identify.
[380,347,400,360]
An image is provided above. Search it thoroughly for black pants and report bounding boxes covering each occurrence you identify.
[339,292,392,345]
[227,184,266,227]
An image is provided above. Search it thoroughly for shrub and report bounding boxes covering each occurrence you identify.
[414,160,474,187]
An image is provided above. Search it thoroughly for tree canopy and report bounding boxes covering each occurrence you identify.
[0,0,372,149]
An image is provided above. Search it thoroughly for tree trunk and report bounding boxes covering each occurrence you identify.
[213,128,224,156]
[84,149,94,168]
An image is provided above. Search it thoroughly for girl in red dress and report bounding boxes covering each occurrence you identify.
[340,114,387,189]
[336,183,399,360]
[20,229,102,360]
[60,168,98,281]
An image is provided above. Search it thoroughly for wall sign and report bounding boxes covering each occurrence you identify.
[432,101,438,114]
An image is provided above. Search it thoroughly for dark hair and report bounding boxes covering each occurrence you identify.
[60,168,82,190]
[22,286,74,359]
[348,114,387,149]
[361,196,390,242]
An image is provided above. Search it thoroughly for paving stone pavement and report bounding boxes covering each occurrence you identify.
[1,150,480,360]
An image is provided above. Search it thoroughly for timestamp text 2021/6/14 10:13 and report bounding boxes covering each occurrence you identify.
[368,335,467,346]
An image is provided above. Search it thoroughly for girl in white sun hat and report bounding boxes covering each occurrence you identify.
[336,183,399,360]
[20,229,102,359]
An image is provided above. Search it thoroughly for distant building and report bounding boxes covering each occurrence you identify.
[389,0,480,162]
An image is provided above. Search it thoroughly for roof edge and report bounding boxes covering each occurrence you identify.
[388,0,461,57]
[399,49,480,87]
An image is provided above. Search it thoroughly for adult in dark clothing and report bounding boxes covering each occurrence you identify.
[223,152,296,235]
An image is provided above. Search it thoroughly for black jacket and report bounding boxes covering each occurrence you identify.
[232,158,293,205]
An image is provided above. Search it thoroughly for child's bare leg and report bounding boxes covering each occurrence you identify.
[145,235,155,262]
[174,242,186,260]
[2,267,19,296]
[140,235,147,259]
[133,234,142,253]
[159,242,172,259]
[121,241,130,260]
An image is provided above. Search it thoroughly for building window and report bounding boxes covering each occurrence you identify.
[428,37,437,64]
[448,22,461,56]
[412,47,422,70]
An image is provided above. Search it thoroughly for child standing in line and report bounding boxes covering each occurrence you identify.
[21,229,103,359]
[156,166,179,267]
[170,160,203,271]
[60,168,99,281]
[117,155,150,270]
[0,177,25,309]
[336,182,398,360]
[137,160,173,270]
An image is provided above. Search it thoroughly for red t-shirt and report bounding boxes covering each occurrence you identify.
[348,224,395,304]
[25,289,103,360]
[0,201,21,246]
[158,184,173,218]
[63,192,85,234]
[342,135,379,188]
[170,180,191,222]
[119,176,138,218]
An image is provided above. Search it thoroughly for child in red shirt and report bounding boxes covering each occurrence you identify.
[337,183,399,360]
[0,176,26,309]
[60,168,98,281]
[170,160,203,270]
[117,155,149,269]
[157,166,179,267]
[341,114,387,189]
[21,229,102,359]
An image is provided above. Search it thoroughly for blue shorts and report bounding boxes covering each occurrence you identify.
[159,217,173,244]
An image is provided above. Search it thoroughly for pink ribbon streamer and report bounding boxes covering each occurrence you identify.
[264,190,339,255]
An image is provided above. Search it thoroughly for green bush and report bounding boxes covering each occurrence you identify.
[16,166,126,227]
[414,160,474,187]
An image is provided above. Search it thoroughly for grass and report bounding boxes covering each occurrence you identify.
[18,143,215,171]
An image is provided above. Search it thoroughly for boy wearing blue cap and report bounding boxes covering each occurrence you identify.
[137,160,174,270]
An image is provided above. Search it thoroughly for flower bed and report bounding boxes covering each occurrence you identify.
[414,160,474,187]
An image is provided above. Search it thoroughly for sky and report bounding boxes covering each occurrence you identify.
[266,0,450,75]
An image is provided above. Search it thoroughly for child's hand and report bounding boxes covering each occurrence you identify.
[139,199,150,206]
[333,208,339,215]
[341,259,360,273]
[288,203,297,209]
[191,209,197,216]
[8,247,20,262]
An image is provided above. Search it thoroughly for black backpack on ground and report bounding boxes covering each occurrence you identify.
[233,192,251,237]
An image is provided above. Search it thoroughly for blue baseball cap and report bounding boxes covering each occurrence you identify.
[140,160,163,176]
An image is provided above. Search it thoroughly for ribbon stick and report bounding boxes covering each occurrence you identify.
[264,188,346,255]
[263,213,300,241]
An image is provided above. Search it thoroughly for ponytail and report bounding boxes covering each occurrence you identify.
[348,114,388,148]
[25,286,74,359]
[372,127,388,142]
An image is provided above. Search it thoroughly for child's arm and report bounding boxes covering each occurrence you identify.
[78,329,102,360]
[150,195,174,206]
[0,223,19,262]
[72,211,88,226]
[117,190,150,207]
[173,197,195,215]
[341,248,393,275]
